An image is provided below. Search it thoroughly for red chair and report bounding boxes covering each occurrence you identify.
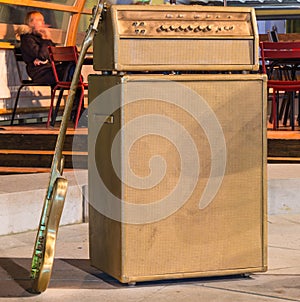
[47,46,88,128]
[260,41,300,130]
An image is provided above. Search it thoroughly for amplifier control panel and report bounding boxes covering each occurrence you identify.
[116,9,253,37]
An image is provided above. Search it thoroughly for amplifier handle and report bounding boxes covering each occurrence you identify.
[93,114,114,124]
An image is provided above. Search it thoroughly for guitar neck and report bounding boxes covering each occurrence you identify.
[49,0,104,181]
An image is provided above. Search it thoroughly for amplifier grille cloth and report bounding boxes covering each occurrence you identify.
[119,39,253,66]
[122,79,263,276]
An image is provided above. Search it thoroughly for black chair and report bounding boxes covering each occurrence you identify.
[10,48,53,125]
[268,30,279,42]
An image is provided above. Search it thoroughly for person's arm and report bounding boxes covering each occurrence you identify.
[35,26,51,40]
[38,38,54,60]
[20,34,55,63]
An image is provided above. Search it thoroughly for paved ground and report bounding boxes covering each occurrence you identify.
[0,214,300,302]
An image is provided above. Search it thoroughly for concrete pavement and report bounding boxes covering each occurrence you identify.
[0,214,300,302]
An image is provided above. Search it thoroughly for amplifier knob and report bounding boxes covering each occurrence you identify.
[179,25,186,31]
[135,29,140,34]
[229,26,234,30]
[132,21,138,27]
[139,22,145,26]
[224,26,229,31]
[177,14,184,18]
[169,25,176,31]
[140,29,146,34]
[194,25,204,32]
[206,25,212,31]
[187,25,194,31]
[157,25,168,32]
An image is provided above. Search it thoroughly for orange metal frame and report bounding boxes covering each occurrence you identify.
[0,0,92,45]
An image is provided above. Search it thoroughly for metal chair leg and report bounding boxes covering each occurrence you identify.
[283,93,290,126]
[291,91,295,130]
[74,87,85,128]
[272,90,278,130]
[50,88,64,127]
[279,92,288,121]
[11,84,25,125]
[298,91,300,126]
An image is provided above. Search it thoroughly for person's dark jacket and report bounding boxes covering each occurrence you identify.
[16,25,58,84]
[15,24,83,120]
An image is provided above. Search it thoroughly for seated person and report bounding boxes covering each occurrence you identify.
[15,10,84,123]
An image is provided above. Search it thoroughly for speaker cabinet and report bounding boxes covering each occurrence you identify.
[88,74,267,284]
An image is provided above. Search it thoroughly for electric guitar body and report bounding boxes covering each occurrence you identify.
[31,177,68,293]
[29,1,103,293]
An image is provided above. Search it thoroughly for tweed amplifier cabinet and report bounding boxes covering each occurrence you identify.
[93,5,259,72]
[88,73,267,284]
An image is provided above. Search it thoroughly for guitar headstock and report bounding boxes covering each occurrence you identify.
[89,0,105,33]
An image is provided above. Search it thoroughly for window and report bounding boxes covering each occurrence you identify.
[0,0,92,45]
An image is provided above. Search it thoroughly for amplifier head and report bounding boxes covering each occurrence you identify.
[93,5,259,72]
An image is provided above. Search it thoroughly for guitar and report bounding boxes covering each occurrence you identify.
[30,1,104,293]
